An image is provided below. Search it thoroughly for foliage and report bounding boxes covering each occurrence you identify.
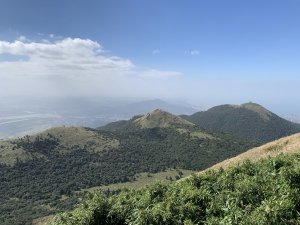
[86,169,194,192]
[0,125,252,224]
[51,153,300,225]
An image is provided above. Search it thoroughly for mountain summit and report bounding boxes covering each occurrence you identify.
[134,109,194,129]
[99,109,195,131]
[182,102,300,144]
[234,102,272,121]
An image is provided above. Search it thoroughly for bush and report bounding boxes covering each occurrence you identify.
[50,153,300,225]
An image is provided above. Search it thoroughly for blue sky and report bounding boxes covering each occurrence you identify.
[0,0,300,115]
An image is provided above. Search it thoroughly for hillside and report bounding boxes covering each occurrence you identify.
[0,127,119,166]
[49,133,300,225]
[201,132,300,173]
[134,109,195,128]
[99,109,194,131]
[182,102,300,144]
[0,110,253,225]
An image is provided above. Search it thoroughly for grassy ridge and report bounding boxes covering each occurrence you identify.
[0,127,119,166]
[200,132,300,174]
[49,152,300,225]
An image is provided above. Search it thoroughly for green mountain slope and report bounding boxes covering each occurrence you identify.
[0,127,119,166]
[182,102,300,144]
[99,109,194,131]
[0,110,254,225]
[49,134,300,225]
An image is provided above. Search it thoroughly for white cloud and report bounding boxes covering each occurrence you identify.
[0,37,181,98]
[17,36,30,42]
[139,69,181,79]
[0,38,134,78]
[185,50,200,56]
[0,37,298,114]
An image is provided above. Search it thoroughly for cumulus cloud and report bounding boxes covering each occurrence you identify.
[0,37,181,98]
[0,37,298,116]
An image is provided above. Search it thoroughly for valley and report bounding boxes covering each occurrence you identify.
[0,98,196,140]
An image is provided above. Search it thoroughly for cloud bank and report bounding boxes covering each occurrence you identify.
[0,37,181,98]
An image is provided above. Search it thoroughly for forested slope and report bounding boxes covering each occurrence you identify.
[0,110,253,224]
[182,103,300,144]
[50,148,300,225]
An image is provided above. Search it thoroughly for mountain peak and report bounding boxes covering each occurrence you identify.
[150,108,169,114]
[183,103,300,144]
[232,102,272,121]
[134,108,194,128]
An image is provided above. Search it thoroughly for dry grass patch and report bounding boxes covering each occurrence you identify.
[200,132,300,173]
[134,109,194,129]
[82,169,196,192]
[32,215,55,225]
[231,103,272,121]
[31,127,120,153]
[0,141,32,165]
[176,128,215,140]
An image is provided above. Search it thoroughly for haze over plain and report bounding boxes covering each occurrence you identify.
[0,0,300,126]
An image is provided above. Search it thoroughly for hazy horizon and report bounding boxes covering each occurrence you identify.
[0,0,300,118]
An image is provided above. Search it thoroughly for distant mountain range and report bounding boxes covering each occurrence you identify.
[99,109,195,131]
[122,99,197,116]
[0,98,197,139]
[181,102,300,144]
[1,102,300,224]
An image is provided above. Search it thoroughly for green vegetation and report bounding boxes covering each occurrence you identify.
[18,126,120,154]
[50,153,300,225]
[0,140,33,165]
[239,102,272,121]
[0,111,253,224]
[83,169,195,192]
[4,107,298,224]
[182,103,300,144]
[0,127,119,166]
